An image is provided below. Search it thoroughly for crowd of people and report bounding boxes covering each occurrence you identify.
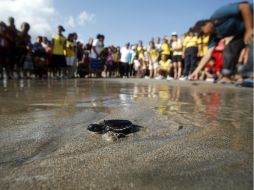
[0,2,253,86]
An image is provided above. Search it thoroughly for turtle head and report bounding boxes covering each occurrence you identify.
[87,124,105,133]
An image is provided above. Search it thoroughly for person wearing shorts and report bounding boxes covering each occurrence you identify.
[171,32,183,79]
[157,54,173,80]
[50,25,67,78]
[148,41,159,78]
[90,34,105,77]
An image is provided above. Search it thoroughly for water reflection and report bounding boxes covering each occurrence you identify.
[131,82,252,129]
[132,82,252,153]
[0,80,129,115]
[0,79,252,154]
[0,80,252,128]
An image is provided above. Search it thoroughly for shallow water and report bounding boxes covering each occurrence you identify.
[0,79,253,190]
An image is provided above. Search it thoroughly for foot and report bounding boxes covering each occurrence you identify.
[166,76,173,81]
[218,77,233,84]
[206,78,215,83]
[155,75,162,80]
[179,76,187,81]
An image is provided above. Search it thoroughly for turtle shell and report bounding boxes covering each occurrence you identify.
[103,120,133,134]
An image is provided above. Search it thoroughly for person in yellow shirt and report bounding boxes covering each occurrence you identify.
[156,54,173,80]
[138,48,145,61]
[198,34,210,58]
[137,40,144,57]
[160,37,170,59]
[50,25,66,78]
[65,33,76,78]
[171,32,183,79]
[113,46,121,77]
[148,41,159,78]
[180,28,199,80]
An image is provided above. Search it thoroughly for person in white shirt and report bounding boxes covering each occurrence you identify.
[90,34,104,76]
[120,43,130,78]
[155,37,161,52]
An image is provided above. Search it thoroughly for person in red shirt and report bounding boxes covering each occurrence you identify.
[199,39,225,82]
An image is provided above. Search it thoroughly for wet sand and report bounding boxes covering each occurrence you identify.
[0,79,253,190]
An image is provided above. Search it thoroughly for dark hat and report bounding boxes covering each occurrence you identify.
[58,25,65,32]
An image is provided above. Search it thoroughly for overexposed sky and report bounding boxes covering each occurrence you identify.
[0,0,95,42]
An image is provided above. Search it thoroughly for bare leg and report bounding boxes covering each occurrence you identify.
[173,63,177,79]
[177,62,182,79]
[149,69,153,78]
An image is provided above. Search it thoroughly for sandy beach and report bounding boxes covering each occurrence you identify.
[0,79,253,190]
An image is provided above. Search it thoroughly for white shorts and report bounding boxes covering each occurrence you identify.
[149,61,159,70]
[134,61,140,71]
[66,56,75,66]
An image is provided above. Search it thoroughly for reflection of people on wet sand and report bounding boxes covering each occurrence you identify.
[190,2,253,84]
[205,92,221,121]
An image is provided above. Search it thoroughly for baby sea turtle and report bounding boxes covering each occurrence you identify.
[87,120,134,141]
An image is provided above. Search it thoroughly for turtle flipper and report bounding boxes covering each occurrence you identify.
[102,131,126,142]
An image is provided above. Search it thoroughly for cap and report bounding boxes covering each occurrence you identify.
[171,32,177,36]
[163,36,168,41]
